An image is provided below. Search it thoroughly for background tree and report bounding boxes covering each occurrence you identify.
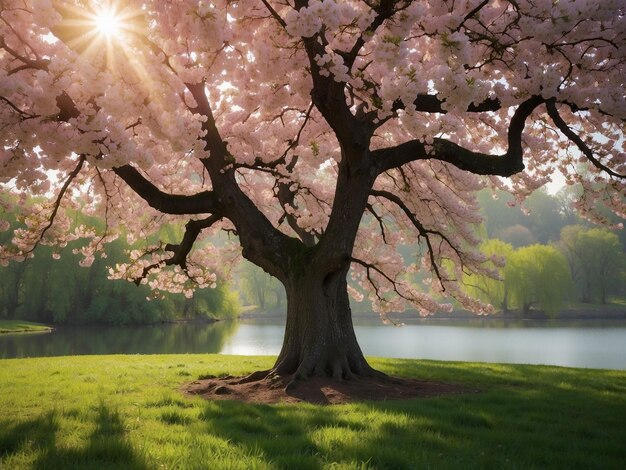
[506,245,572,317]
[477,190,527,239]
[0,234,239,324]
[1,1,624,387]
[478,188,569,246]
[0,195,24,318]
[554,186,583,228]
[558,226,625,304]
[462,239,514,312]
[0,195,238,324]
[524,189,564,244]
[237,260,285,310]
[497,224,537,248]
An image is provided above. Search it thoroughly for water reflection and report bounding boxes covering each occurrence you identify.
[1,318,625,370]
[0,321,238,358]
[354,322,626,369]
[219,318,626,370]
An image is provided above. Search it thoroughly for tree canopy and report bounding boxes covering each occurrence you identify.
[506,244,572,317]
[1,0,625,384]
[558,225,625,304]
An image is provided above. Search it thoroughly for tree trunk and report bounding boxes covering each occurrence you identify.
[502,287,509,313]
[231,153,378,390]
[256,285,266,310]
[582,279,592,303]
[4,270,21,320]
[271,266,375,389]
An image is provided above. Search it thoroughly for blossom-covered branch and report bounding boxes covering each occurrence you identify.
[132,214,222,285]
[545,100,626,179]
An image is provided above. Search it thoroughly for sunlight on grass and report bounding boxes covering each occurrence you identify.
[1,355,625,468]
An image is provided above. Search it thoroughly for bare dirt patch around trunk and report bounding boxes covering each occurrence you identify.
[183,374,477,405]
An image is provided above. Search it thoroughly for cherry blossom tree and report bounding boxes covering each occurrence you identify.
[1,0,625,387]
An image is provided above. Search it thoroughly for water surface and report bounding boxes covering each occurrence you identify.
[1,317,625,370]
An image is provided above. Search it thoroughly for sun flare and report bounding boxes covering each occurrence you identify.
[94,8,122,38]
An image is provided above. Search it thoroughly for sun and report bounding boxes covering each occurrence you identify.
[94,7,122,38]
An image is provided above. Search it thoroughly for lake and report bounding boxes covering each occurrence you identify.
[1,317,626,370]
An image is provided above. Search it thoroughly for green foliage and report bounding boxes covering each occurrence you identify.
[497,224,536,248]
[473,187,625,314]
[0,193,237,325]
[0,237,238,326]
[478,190,525,239]
[558,225,625,303]
[506,245,572,317]
[556,184,626,251]
[0,320,51,333]
[463,239,514,311]
[236,260,285,310]
[464,241,572,316]
[523,189,564,244]
[478,188,570,246]
[1,355,625,469]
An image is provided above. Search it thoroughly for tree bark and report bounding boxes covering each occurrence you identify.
[271,265,376,390]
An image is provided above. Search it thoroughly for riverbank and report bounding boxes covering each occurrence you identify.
[0,316,223,335]
[1,354,624,468]
[239,301,626,323]
[238,299,626,323]
[0,320,53,334]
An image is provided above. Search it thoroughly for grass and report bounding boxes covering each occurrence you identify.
[0,320,52,334]
[1,355,625,469]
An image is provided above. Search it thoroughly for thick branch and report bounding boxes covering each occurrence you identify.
[506,95,545,160]
[395,94,598,118]
[113,165,221,215]
[185,82,229,172]
[56,92,81,122]
[375,96,545,175]
[343,0,408,69]
[133,215,221,284]
[374,139,512,176]
[276,182,317,247]
[291,3,369,151]
[164,215,222,267]
[395,95,502,114]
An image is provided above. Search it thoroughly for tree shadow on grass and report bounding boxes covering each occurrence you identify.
[1,404,147,470]
[0,410,58,457]
[195,398,454,469]
[191,360,626,469]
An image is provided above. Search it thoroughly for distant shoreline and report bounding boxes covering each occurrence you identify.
[238,304,626,322]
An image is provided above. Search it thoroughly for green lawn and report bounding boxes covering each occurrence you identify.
[1,355,624,469]
[0,320,52,334]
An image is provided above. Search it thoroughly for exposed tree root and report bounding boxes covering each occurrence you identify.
[183,369,476,405]
[235,369,272,384]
